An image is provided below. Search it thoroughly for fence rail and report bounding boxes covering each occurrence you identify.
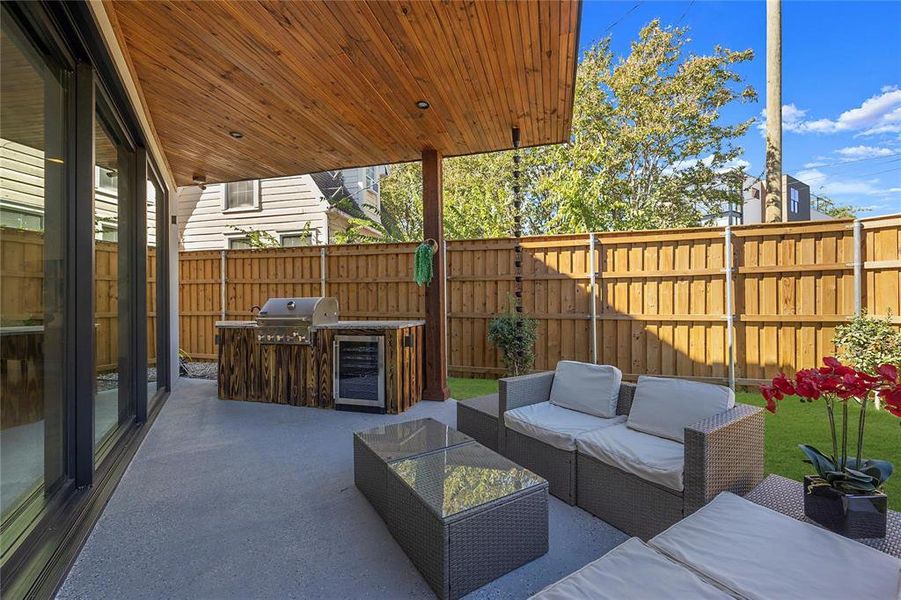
[176,216,900,385]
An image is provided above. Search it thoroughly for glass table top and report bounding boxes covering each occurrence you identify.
[390,442,547,519]
[354,418,473,463]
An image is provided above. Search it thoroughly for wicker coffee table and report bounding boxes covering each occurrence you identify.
[354,418,549,600]
[354,418,474,518]
[745,474,900,558]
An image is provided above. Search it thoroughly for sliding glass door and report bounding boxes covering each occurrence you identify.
[1,3,171,590]
[93,104,136,460]
[0,11,69,561]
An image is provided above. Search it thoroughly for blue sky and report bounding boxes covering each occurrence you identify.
[578,1,901,216]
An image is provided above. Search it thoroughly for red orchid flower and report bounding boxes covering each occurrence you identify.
[884,388,901,418]
[877,363,898,383]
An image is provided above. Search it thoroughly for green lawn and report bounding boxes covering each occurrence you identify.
[448,378,901,510]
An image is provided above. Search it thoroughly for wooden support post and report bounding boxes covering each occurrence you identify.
[422,148,449,400]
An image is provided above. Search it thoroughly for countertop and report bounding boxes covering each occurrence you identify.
[314,320,425,330]
[215,320,425,330]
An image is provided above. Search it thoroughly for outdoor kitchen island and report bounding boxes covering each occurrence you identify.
[216,299,424,414]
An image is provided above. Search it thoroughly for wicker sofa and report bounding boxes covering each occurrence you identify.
[500,366,765,539]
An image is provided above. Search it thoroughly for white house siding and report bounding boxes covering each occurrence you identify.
[176,175,329,250]
[1,139,44,213]
[1,138,155,244]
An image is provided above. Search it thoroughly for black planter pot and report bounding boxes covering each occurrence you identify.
[803,475,888,539]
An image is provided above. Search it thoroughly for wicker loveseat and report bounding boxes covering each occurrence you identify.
[500,365,765,539]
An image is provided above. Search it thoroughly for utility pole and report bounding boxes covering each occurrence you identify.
[765,0,783,222]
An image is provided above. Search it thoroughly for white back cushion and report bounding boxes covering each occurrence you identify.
[627,376,734,443]
[549,361,622,419]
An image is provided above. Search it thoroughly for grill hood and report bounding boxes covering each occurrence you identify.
[255,297,339,345]
[256,297,339,324]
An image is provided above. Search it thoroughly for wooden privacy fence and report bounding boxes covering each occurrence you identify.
[178,215,900,386]
[1,227,158,372]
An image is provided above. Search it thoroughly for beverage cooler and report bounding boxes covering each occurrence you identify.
[333,335,386,413]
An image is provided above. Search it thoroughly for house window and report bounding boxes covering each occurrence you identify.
[95,220,118,242]
[223,180,260,211]
[96,165,118,193]
[228,237,253,250]
[281,231,314,247]
[366,166,379,194]
[0,205,43,230]
[751,187,760,199]
[790,187,800,213]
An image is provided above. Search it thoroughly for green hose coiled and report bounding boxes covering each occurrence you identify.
[414,242,434,287]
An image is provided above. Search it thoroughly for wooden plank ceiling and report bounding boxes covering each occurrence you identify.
[104,0,581,186]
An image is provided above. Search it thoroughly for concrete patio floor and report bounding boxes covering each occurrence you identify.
[57,378,627,600]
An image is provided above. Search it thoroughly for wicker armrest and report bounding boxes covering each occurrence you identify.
[499,371,554,413]
[682,403,765,515]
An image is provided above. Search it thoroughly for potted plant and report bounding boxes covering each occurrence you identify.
[487,296,538,377]
[760,358,901,538]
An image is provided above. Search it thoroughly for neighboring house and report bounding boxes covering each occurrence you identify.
[176,167,387,251]
[707,174,831,226]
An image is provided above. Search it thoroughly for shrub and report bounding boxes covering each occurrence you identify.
[834,311,901,376]
[487,297,538,377]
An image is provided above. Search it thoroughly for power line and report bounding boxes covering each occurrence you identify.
[676,0,696,25]
[604,1,644,34]
[803,164,901,184]
[796,153,901,171]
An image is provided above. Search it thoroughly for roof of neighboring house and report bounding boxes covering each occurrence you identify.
[310,170,383,237]
[309,171,366,220]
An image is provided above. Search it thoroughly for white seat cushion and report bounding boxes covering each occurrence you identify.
[576,423,684,491]
[627,376,735,443]
[530,537,731,600]
[505,402,626,452]
[650,492,901,600]
[549,361,622,419]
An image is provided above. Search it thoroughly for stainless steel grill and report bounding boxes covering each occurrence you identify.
[255,297,339,345]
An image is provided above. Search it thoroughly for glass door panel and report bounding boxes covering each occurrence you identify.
[0,13,68,559]
[94,110,135,457]
[146,177,158,399]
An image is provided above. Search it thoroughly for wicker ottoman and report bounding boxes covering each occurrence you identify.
[386,442,548,600]
[353,418,472,518]
[456,394,500,452]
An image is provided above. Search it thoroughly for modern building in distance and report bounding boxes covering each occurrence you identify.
[708,174,832,226]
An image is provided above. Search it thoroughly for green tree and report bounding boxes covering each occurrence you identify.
[534,21,756,232]
[813,193,867,219]
[372,20,756,241]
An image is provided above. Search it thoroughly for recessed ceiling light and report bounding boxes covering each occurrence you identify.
[415,100,430,110]
[229,131,244,139]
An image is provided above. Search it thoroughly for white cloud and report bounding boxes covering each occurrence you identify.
[759,87,901,136]
[835,145,896,159]
[664,155,749,175]
[795,168,899,198]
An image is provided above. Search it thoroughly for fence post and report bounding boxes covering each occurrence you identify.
[589,233,598,364]
[220,249,226,321]
[320,246,327,297]
[724,226,736,389]
[853,219,862,316]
